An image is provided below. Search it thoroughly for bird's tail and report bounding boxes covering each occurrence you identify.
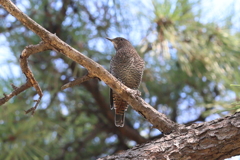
[114,101,128,127]
[113,93,128,127]
[115,110,125,127]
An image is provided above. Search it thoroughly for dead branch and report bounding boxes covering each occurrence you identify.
[61,73,95,90]
[0,81,32,105]
[20,42,51,114]
[0,41,51,114]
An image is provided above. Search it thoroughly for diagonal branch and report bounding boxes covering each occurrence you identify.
[61,73,95,90]
[0,82,32,105]
[0,0,180,133]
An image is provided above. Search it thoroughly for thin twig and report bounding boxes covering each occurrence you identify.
[0,81,32,105]
[61,73,95,90]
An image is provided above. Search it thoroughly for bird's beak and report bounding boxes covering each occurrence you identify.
[106,37,113,42]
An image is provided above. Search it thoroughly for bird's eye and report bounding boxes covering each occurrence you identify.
[120,38,123,41]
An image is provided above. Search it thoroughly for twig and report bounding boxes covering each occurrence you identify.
[0,81,32,105]
[61,73,94,90]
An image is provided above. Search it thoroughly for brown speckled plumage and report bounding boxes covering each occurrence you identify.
[107,37,145,127]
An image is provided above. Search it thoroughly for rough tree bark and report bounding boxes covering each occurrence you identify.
[0,0,240,159]
[100,112,240,160]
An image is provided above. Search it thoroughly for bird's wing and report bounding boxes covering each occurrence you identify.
[110,88,114,110]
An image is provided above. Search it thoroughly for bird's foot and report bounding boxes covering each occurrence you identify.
[127,89,141,96]
[135,90,141,96]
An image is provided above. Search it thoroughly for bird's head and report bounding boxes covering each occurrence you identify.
[106,37,131,50]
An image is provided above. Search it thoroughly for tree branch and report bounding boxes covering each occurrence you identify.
[20,42,52,114]
[99,112,240,160]
[0,41,51,115]
[0,82,31,105]
[0,0,179,133]
[61,73,94,90]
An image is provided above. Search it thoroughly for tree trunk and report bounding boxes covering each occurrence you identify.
[99,112,240,160]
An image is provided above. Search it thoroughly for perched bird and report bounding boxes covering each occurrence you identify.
[106,37,145,127]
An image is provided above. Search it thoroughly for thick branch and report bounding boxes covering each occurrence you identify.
[99,112,240,160]
[0,0,178,133]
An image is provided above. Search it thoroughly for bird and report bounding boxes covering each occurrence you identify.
[106,37,145,127]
